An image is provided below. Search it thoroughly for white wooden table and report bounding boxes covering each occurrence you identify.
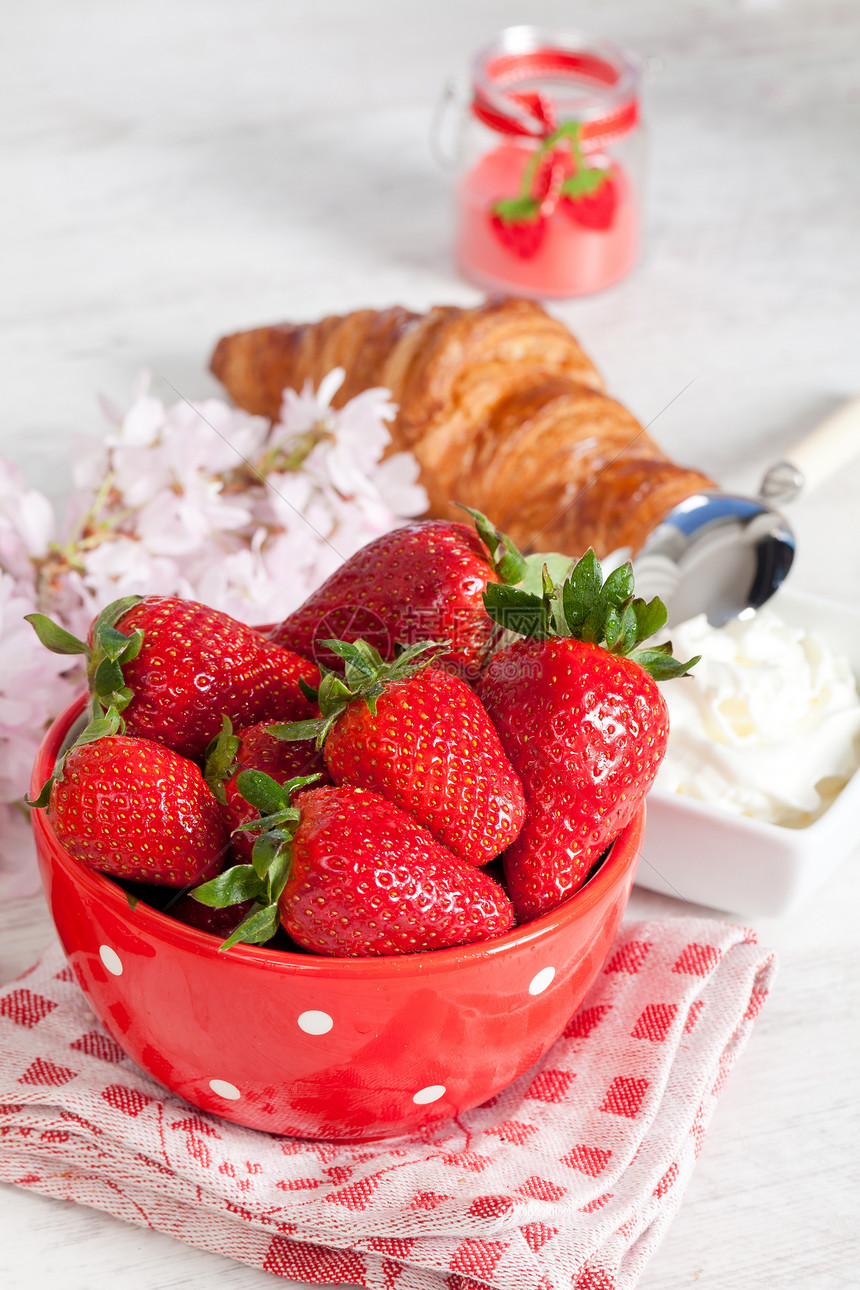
[2,2,859,1286]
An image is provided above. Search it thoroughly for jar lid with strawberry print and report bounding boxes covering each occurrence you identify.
[450,27,645,299]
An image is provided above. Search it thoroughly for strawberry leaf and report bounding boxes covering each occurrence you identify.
[283,773,322,796]
[632,597,668,644]
[298,675,320,704]
[278,635,451,744]
[74,710,123,744]
[483,583,549,638]
[110,685,135,714]
[561,167,609,200]
[97,624,139,664]
[192,864,265,907]
[343,660,372,692]
[388,639,448,670]
[25,614,90,657]
[561,550,602,635]
[93,655,125,699]
[119,626,144,663]
[235,768,291,817]
[251,830,284,879]
[232,770,316,874]
[604,606,622,650]
[317,670,355,719]
[377,640,451,695]
[457,504,527,586]
[236,808,301,836]
[492,547,697,680]
[91,595,142,637]
[29,598,144,732]
[266,842,293,903]
[492,543,527,587]
[600,562,635,609]
[319,639,380,680]
[606,603,638,655]
[590,562,635,645]
[24,777,54,809]
[26,705,125,806]
[630,649,701,680]
[492,195,541,224]
[203,715,241,805]
[220,901,280,950]
[267,716,331,746]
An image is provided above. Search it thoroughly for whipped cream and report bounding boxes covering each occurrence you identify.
[654,607,860,827]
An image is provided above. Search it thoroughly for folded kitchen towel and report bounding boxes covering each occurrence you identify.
[0,918,775,1290]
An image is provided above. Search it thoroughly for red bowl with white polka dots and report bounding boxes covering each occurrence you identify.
[32,693,644,1141]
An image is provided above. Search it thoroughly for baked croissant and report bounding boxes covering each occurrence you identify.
[210,297,713,557]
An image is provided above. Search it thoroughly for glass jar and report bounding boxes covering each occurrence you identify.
[440,27,644,299]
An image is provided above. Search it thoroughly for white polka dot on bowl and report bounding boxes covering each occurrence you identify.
[412,1084,446,1105]
[528,965,556,995]
[208,1078,241,1100]
[297,1010,334,1035]
[99,945,123,976]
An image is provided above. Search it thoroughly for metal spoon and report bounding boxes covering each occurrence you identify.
[633,396,860,625]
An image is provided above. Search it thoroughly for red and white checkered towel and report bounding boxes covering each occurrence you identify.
[0,918,774,1290]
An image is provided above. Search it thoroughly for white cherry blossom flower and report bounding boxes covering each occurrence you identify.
[0,572,77,805]
[276,367,346,437]
[0,462,56,587]
[0,364,429,897]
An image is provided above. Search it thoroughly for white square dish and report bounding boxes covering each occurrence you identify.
[636,588,860,918]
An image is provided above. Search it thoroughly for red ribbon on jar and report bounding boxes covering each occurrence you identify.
[471,46,640,150]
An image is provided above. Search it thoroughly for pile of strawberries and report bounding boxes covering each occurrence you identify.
[28,512,695,958]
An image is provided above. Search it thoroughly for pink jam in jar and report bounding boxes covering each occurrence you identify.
[451,28,644,298]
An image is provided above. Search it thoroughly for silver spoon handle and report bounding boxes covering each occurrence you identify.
[760,394,860,503]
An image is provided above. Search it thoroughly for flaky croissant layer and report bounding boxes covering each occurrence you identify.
[210,297,712,557]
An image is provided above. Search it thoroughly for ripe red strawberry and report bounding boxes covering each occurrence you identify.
[27,595,319,762]
[478,554,698,922]
[489,210,546,258]
[38,734,228,887]
[192,780,515,957]
[203,716,329,862]
[282,787,515,956]
[267,512,525,680]
[560,169,618,230]
[270,639,525,867]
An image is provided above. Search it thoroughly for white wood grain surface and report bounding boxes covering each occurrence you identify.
[2,1,859,1286]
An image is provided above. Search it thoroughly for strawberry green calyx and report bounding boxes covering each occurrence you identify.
[492,194,542,227]
[267,637,449,750]
[203,715,242,806]
[457,504,528,585]
[191,768,320,950]
[556,121,611,204]
[26,594,144,725]
[26,706,125,809]
[297,675,320,704]
[26,595,147,809]
[459,504,574,599]
[483,549,699,681]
